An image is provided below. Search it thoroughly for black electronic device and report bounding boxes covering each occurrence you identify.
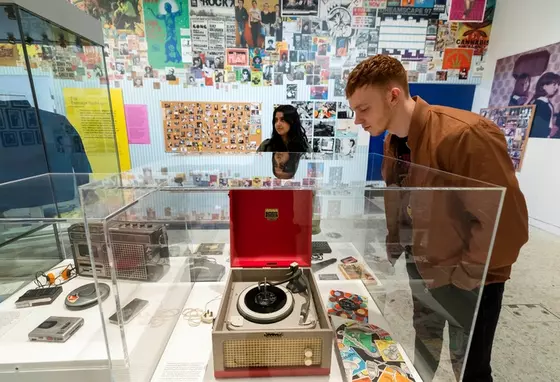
[181,256,225,282]
[28,316,84,343]
[312,241,332,254]
[68,222,170,282]
[65,282,110,311]
[15,287,63,308]
[109,298,148,325]
[311,258,337,272]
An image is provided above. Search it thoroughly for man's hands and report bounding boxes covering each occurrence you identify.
[385,235,404,266]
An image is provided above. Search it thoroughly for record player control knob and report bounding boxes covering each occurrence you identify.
[230,316,244,327]
[304,358,313,366]
[304,348,313,358]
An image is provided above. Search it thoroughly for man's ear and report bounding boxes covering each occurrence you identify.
[388,87,401,105]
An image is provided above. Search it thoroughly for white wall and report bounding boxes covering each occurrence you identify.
[472,0,560,236]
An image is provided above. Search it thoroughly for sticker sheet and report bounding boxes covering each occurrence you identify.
[335,321,416,382]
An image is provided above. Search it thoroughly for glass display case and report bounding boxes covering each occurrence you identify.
[0,173,119,382]
[0,1,121,251]
[79,153,505,382]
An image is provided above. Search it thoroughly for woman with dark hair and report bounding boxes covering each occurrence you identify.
[530,72,560,138]
[258,104,309,152]
[508,73,530,106]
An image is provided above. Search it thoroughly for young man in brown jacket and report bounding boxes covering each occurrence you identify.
[346,55,529,381]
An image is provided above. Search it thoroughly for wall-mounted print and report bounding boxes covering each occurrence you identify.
[226,48,249,67]
[282,0,319,16]
[161,101,262,153]
[144,0,190,69]
[449,0,487,23]
[442,48,474,70]
[480,105,535,171]
[489,41,560,139]
[233,0,281,49]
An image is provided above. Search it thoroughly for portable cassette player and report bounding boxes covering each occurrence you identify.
[68,222,170,282]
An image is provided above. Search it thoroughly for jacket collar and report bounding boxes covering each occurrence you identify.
[407,96,431,152]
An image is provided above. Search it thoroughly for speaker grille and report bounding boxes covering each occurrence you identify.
[113,243,148,280]
[223,338,322,368]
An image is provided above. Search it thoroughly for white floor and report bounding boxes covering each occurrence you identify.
[490,226,560,382]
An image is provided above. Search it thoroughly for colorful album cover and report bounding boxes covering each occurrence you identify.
[327,290,369,323]
[375,340,404,363]
[335,321,416,382]
[339,263,379,285]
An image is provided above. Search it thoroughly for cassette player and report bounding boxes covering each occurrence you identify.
[68,222,170,282]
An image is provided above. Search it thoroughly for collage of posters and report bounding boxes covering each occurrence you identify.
[480,105,535,171]
[489,40,560,140]
[161,101,262,152]
[64,0,497,91]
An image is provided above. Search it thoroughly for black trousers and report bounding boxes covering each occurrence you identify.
[250,22,260,48]
[406,255,504,381]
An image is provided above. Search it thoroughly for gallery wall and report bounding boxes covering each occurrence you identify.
[63,0,497,168]
[472,0,560,236]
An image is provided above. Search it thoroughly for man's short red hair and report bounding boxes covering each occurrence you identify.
[346,55,410,98]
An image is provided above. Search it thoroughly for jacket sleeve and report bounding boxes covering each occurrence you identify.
[442,122,528,290]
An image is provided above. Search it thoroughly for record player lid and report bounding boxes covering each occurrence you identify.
[229,189,313,268]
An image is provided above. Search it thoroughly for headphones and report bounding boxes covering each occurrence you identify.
[34,264,77,288]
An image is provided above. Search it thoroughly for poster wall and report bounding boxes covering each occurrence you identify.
[66,0,497,90]
[63,88,130,172]
[489,41,560,139]
[480,105,535,171]
[161,101,262,152]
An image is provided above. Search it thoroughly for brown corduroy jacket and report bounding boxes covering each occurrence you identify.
[383,97,529,290]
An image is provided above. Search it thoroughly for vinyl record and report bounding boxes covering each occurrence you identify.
[237,284,294,324]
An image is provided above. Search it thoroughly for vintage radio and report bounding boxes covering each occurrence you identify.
[212,189,333,378]
[68,222,170,282]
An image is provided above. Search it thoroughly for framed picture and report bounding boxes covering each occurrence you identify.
[19,131,35,146]
[25,110,39,129]
[1,131,19,147]
[6,109,24,129]
[479,105,536,172]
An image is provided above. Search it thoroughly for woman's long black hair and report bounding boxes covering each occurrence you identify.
[268,104,309,152]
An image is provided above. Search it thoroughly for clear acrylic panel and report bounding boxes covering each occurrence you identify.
[18,6,120,175]
[0,173,112,381]
[79,153,504,382]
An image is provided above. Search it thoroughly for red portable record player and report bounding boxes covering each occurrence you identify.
[212,189,333,379]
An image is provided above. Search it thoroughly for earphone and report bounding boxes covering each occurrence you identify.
[34,264,77,288]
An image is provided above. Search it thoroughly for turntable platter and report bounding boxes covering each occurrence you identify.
[237,284,294,324]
